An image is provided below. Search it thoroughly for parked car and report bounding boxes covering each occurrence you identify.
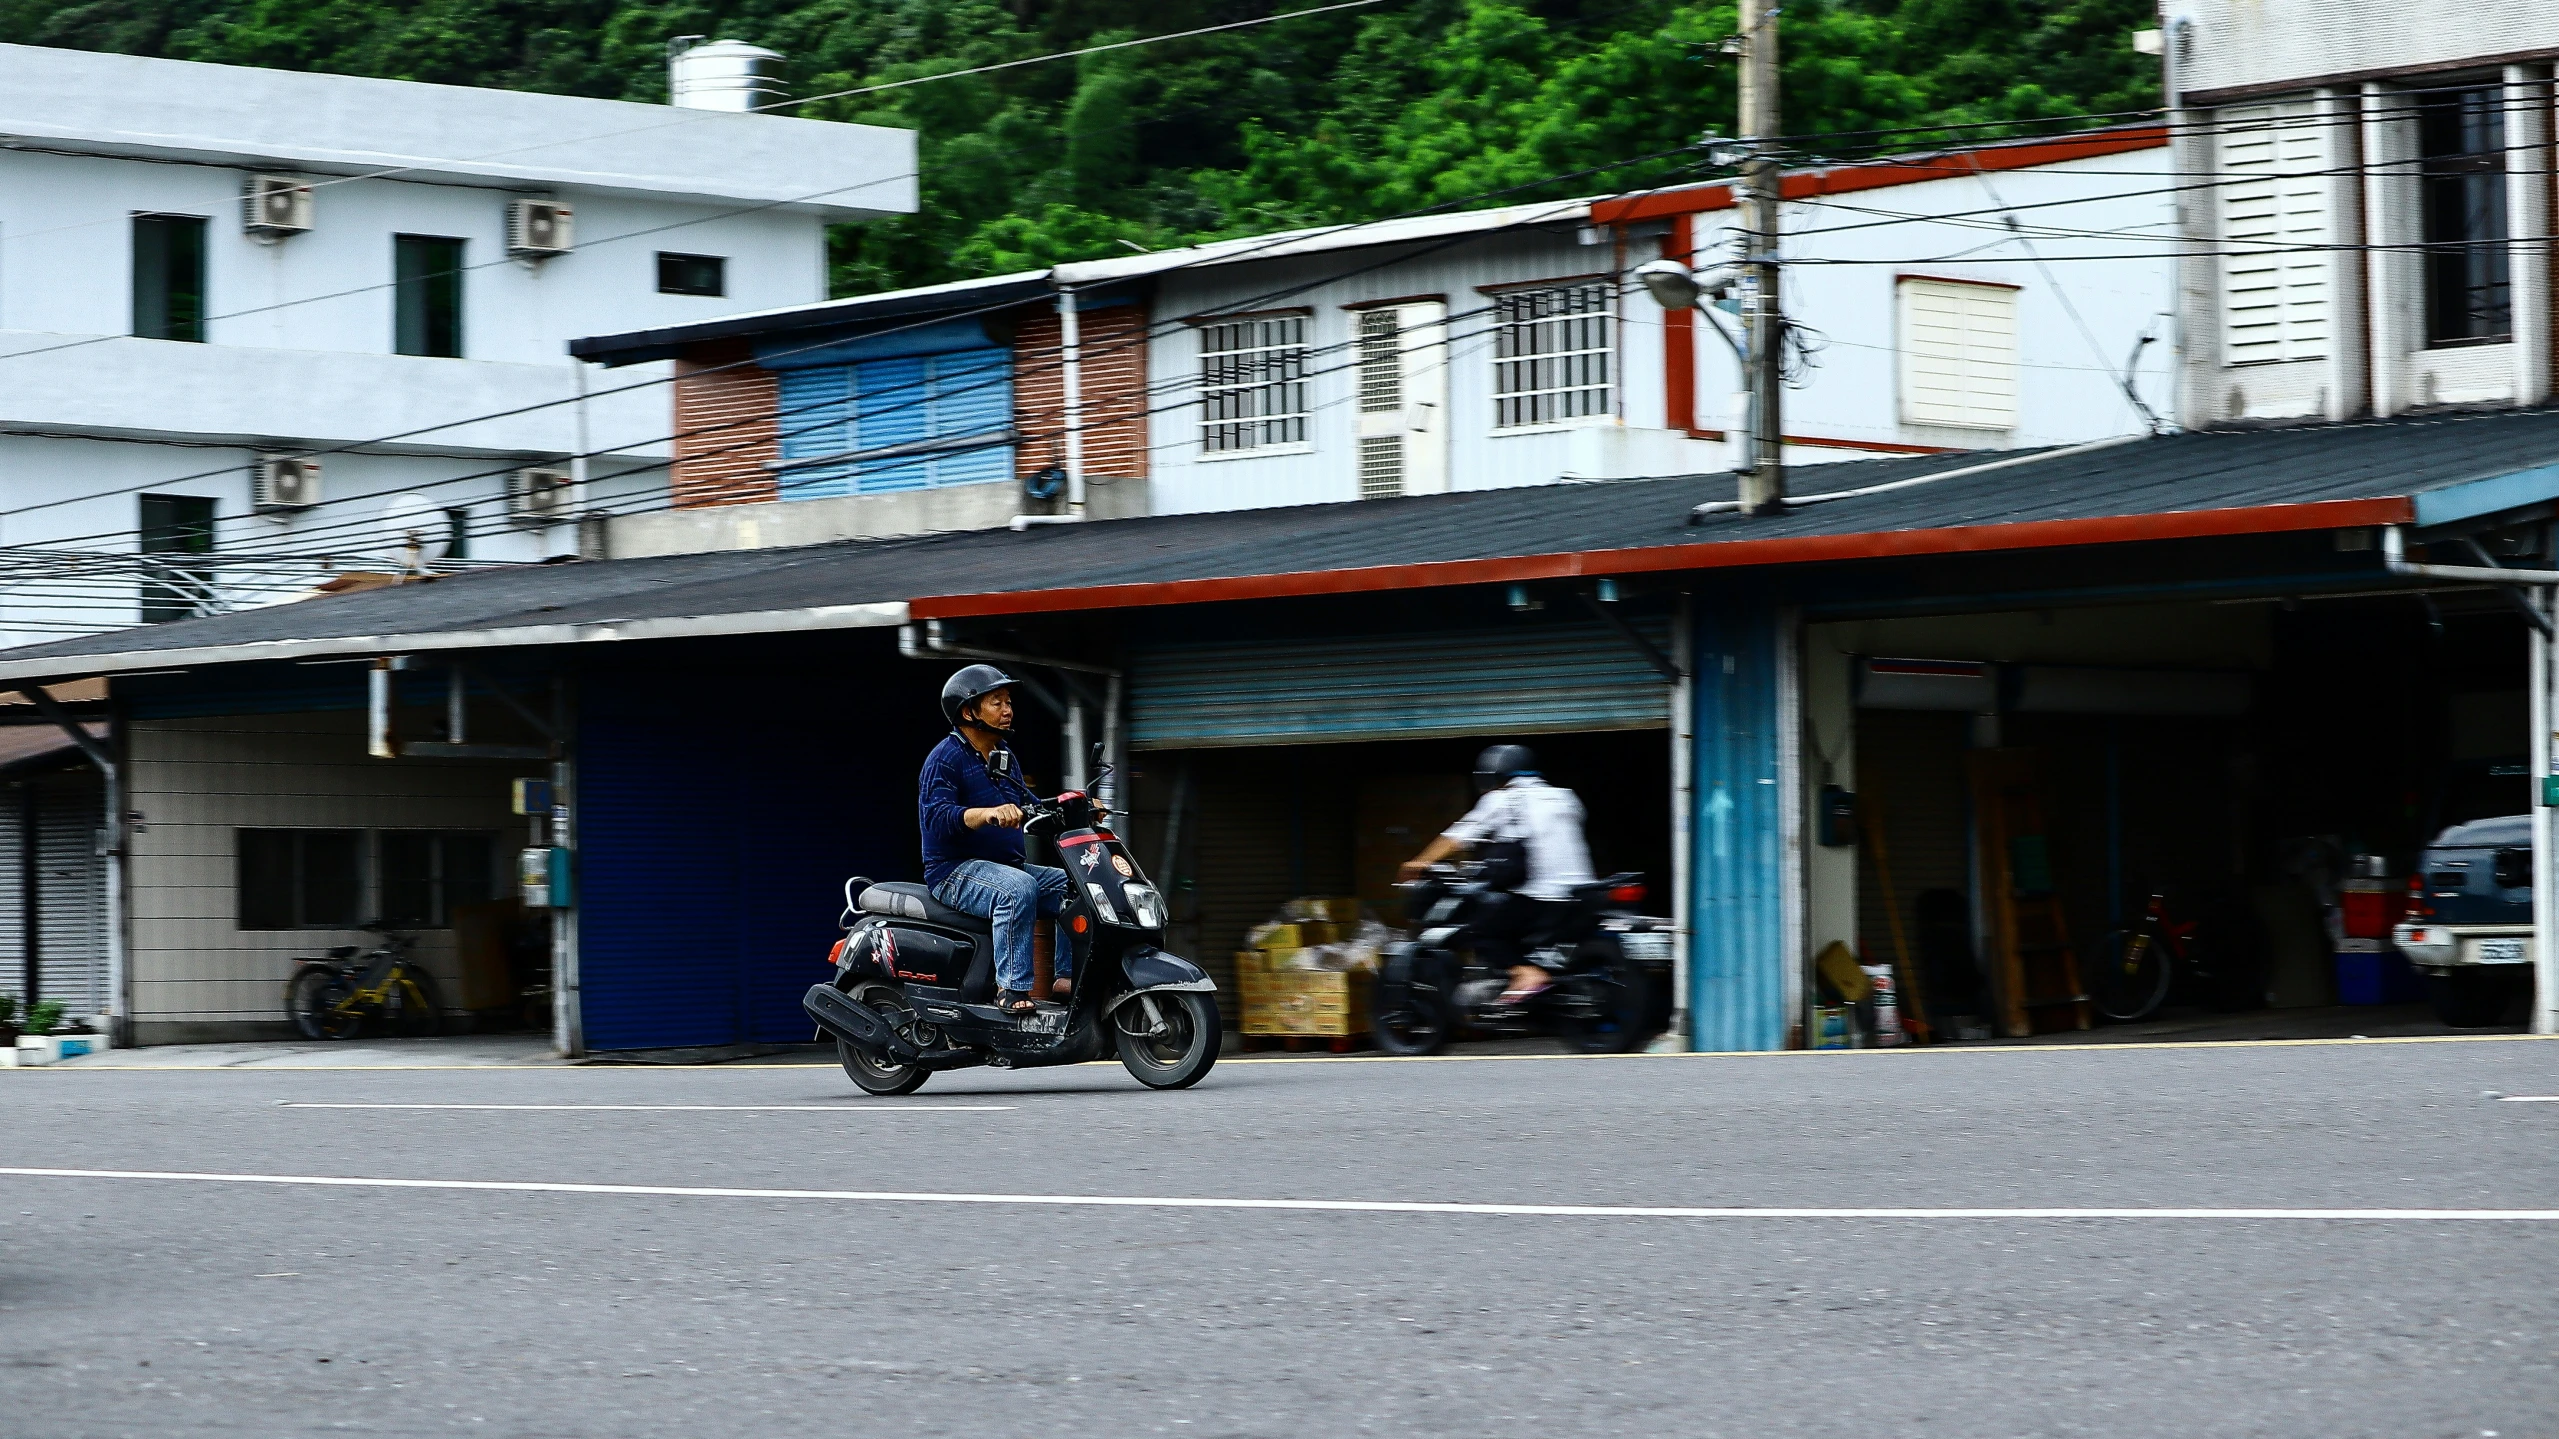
[2394,814,2534,1027]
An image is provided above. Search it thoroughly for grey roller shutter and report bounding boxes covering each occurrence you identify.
[1853,709,1971,978]
[34,772,106,1017]
[0,784,21,1000]
[1130,617,1672,750]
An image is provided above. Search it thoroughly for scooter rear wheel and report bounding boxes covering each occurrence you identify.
[1115,992,1220,1089]
[837,982,930,1096]
[1371,965,1454,1056]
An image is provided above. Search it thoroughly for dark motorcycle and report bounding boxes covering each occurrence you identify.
[1369,863,1661,1056]
[801,777,1220,1093]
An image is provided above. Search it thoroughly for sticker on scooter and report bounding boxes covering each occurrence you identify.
[1111,854,1134,877]
[1078,847,1102,872]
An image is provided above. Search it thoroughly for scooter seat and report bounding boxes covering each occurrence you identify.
[857,881,990,934]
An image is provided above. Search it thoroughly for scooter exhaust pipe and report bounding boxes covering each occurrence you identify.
[803,983,915,1062]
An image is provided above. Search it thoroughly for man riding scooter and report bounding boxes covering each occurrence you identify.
[1398,743,1596,1004]
[918,664,1070,1017]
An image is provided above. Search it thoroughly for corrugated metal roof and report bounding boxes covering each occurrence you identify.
[1,407,2554,684]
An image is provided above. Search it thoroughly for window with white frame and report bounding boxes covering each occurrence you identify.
[1492,282,1613,427]
[1896,277,2019,430]
[2218,101,2330,366]
[1198,314,1310,452]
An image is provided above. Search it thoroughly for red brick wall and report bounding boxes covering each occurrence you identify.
[1013,303,1149,482]
[669,341,780,508]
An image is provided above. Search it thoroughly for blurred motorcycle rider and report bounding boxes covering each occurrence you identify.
[1398,744,1595,1002]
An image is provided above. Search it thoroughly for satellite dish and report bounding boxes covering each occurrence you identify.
[375,492,448,564]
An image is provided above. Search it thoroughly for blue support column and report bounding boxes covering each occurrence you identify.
[1688,601,1790,1051]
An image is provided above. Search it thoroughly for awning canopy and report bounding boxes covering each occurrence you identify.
[2,408,2556,688]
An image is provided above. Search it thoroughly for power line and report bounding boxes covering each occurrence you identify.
[10,89,2529,583]
[0,138,1715,544]
[3,145,1734,579]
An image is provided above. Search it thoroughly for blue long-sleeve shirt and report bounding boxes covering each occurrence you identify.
[919,732,1040,886]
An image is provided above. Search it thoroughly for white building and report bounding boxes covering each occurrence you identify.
[0,41,914,647]
[571,126,2175,551]
[2161,0,2556,422]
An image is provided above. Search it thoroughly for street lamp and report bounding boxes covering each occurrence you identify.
[1634,258,1740,312]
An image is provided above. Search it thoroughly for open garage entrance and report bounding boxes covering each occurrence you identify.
[1807,590,2533,1043]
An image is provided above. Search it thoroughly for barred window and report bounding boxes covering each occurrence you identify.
[1357,309,1403,412]
[1199,315,1309,452]
[1492,283,1613,427]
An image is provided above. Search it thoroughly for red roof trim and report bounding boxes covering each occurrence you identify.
[1591,125,2170,225]
[907,496,2414,621]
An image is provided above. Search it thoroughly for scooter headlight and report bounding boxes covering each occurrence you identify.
[1121,882,1167,930]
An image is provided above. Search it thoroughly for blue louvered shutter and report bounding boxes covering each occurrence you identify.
[775,365,855,499]
[852,356,932,493]
[926,349,1014,488]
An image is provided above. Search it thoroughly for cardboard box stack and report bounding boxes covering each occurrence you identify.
[1236,897,1376,1037]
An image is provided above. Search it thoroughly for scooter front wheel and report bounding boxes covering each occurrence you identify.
[1114,991,1220,1089]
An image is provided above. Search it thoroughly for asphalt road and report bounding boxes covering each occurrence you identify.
[5,1036,2557,1438]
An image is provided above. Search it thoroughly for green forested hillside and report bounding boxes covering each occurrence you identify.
[4,0,2160,294]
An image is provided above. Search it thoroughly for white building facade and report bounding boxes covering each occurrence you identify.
[0,42,913,646]
[2161,0,2557,423]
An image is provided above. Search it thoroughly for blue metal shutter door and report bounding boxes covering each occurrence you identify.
[1688,603,1789,1052]
[577,688,743,1050]
[574,665,937,1051]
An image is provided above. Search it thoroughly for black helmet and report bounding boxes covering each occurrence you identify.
[941,664,1018,733]
[1473,743,1536,793]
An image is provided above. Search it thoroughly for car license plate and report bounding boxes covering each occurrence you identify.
[2475,938,2529,962]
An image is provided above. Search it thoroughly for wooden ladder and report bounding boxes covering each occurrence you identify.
[1967,749,2091,1038]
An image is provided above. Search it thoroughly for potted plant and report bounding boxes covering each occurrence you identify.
[14,999,66,1066]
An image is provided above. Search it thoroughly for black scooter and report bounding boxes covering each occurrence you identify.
[1371,863,1660,1056]
[802,777,1221,1093]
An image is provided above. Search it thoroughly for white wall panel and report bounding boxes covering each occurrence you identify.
[2170,0,2558,99]
[125,710,523,1033]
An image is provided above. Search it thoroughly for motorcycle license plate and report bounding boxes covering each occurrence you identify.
[2474,938,2529,962]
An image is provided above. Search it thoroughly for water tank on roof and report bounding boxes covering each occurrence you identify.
[667,38,787,112]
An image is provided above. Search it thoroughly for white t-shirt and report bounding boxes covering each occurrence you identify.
[1442,776,1596,902]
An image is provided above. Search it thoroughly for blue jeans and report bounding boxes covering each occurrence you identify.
[931,860,1071,995]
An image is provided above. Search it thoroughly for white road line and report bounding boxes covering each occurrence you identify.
[2496,1096,2559,1103]
[1,1168,2553,1220]
[271,1103,1012,1112]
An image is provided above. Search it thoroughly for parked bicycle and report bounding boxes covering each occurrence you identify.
[2092,891,2268,1022]
[286,927,441,1040]
[2092,893,2188,1022]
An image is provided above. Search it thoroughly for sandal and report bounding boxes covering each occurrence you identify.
[1499,980,1554,1005]
[997,990,1036,1016]
[1049,976,1075,1000]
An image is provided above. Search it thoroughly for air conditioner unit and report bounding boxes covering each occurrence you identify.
[510,467,575,525]
[241,175,314,237]
[254,457,323,512]
[507,199,575,258]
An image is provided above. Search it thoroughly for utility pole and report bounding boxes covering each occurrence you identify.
[1736,0,1786,514]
